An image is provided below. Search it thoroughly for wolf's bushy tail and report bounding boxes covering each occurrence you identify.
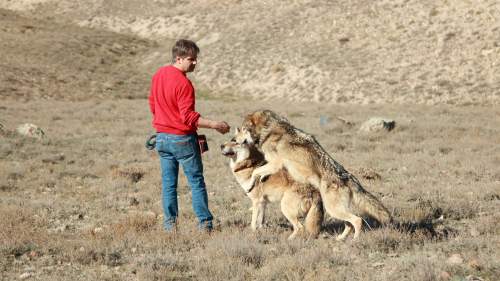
[351,178,392,225]
[304,191,324,238]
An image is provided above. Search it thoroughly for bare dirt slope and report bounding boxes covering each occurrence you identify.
[0,8,155,101]
[2,0,499,104]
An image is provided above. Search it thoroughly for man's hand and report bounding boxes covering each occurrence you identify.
[213,121,230,134]
[197,117,230,134]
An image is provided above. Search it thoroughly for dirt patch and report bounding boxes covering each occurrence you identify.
[2,0,499,105]
[0,8,155,101]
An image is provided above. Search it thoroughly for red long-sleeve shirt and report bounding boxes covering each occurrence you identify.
[149,65,200,135]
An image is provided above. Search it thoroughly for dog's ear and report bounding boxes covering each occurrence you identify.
[250,111,265,127]
[244,113,257,126]
[250,114,258,126]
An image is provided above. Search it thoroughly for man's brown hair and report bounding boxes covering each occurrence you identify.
[172,39,200,63]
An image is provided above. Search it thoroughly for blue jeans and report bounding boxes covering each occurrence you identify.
[155,133,213,231]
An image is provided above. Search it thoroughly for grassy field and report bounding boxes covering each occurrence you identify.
[1,98,499,280]
[1,2,499,280]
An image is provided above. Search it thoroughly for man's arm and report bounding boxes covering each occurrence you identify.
[177,84,200,128]
[177,82,230,134]
[197,117,230,134]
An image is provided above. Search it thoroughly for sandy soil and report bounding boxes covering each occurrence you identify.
[2,0,499,105]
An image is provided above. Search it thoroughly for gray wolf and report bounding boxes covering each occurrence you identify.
[221,135,324,239]
[235,110,392,240]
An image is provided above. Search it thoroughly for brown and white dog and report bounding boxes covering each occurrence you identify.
[221,133,323,239]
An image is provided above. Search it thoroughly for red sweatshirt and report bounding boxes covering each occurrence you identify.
[149,65,200,135]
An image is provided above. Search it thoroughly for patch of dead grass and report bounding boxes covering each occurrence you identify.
[1,96,498,281]
[0,206,48,258]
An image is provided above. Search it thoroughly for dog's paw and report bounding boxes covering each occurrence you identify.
[335,235,348,242]
[288,232,298,240]
[243,179,256,193]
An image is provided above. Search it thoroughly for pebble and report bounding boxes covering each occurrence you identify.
[468,258,482,270]
[466,275,484,281]
[19,272,34,280]
[446,253,464,265]
[93,227,103,234]
[469,227,480,237]
[439,271,451,280]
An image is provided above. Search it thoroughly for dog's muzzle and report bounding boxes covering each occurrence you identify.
[220,145,235,157]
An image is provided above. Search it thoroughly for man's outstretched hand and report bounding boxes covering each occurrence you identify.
[214,121,230,134]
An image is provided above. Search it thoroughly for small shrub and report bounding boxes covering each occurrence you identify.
[111,166,145,183]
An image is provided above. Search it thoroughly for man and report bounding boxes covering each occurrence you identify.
[149,39,230,232]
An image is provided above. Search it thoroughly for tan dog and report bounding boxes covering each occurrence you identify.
[221,136,324,239]
[235,110,392,240]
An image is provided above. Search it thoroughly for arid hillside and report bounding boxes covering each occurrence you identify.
[0,8,157,101]
[2,0,499,104]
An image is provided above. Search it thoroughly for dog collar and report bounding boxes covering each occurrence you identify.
[245,176,261,193]
[246,182,256,193]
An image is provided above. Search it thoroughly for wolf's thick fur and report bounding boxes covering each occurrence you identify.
[236,110,391,240]
[221,138,324,239]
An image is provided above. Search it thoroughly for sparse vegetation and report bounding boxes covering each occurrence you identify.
[1,97,498,280]
[1,1,499,280]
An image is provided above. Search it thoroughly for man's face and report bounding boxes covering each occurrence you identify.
[175,55,197,73]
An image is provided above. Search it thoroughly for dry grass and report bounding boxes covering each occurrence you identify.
[1,3,499,280]
[1,98,499,280]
